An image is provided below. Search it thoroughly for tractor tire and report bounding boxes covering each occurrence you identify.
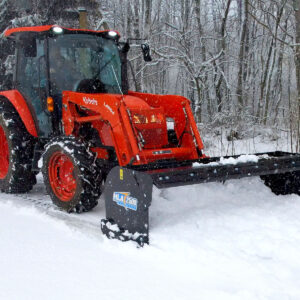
[42,136,102,213]
[0,98,36,193]
[260,172,300,196]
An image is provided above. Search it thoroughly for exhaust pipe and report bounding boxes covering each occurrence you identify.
[78,7,88,29]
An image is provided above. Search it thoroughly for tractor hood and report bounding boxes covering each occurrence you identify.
[122,95,152,110]
[62,91,191,133]
[62,91,154,114]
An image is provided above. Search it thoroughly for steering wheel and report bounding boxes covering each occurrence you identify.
[73,79,84,92]
[75,78,107,94]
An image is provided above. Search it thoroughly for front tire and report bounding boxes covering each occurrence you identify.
[42,137,102,212]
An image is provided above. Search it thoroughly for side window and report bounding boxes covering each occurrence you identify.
[0,39,15,91]
[17,38,52,137]
[17,39,46,90]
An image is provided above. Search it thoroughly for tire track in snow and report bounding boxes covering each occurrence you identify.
[0,175,106,239]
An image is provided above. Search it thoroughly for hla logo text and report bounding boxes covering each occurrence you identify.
[113,192,138,211]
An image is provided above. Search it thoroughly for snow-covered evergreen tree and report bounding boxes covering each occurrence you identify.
[0,0,14,90]
[0,0,10,33]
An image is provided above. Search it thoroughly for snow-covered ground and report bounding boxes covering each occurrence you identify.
[1,132,300,300]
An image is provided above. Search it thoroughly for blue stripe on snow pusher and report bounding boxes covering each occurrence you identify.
[101,152,300,246]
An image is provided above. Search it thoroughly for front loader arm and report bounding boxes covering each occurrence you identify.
[62,91,141,166]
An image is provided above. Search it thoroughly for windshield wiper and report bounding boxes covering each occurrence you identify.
[111,64,123,95]
[93,54,116,79]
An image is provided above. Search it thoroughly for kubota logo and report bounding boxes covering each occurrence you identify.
[113,192,138,211]
[83,97,98,105]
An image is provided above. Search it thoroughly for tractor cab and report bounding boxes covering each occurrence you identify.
[5,25,125,137]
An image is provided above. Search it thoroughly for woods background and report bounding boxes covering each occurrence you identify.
[0,0,300,150]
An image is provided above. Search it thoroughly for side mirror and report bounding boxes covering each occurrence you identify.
[141,43,152,62]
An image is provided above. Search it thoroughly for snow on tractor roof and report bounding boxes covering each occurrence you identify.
[4,25,120,38]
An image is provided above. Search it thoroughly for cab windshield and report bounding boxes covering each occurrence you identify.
[48,34,122,95]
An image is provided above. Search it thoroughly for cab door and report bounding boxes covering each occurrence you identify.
[15,35,53,137]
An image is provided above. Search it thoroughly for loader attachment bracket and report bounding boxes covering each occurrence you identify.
[101,166,153,246]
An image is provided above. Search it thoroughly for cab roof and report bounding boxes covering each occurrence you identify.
[4,25,120,38]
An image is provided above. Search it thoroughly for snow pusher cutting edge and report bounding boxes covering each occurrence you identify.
[101,151,300,246]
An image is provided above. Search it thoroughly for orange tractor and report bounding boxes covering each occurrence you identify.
[1,25,300,245]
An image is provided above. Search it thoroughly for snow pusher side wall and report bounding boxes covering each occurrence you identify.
[101,152,300,245]
[101,167,153,246]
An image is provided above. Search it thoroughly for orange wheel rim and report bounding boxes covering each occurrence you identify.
[48,152,77,202]
[0,126,9,179]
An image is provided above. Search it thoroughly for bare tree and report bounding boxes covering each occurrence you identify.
[236,0,248,113]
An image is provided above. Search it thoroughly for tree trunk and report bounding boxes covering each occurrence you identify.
[133,0,142,92]
[263,2,285,125]
[144,0,152,39]
[257,39,273,122]
[294,6,300,151]
[236,0,248,112]
[195,0,212,121]
[195,78,202,123]
[215,0,232,113]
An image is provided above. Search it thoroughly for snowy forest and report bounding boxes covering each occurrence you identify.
[1,0,300,151]
[2,3,300,297]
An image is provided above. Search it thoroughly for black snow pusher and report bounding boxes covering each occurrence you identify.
[101,151,300,246]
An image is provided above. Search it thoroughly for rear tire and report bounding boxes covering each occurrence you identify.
[42,136,102,212]
[0,99,36,193]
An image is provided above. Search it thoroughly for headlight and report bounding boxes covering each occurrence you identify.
[132,113,164,124]
[150,114,157,123]
[133,114,148,124]
[108,31,118,37]
[52,26,64,34]
[151,113,164,124]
